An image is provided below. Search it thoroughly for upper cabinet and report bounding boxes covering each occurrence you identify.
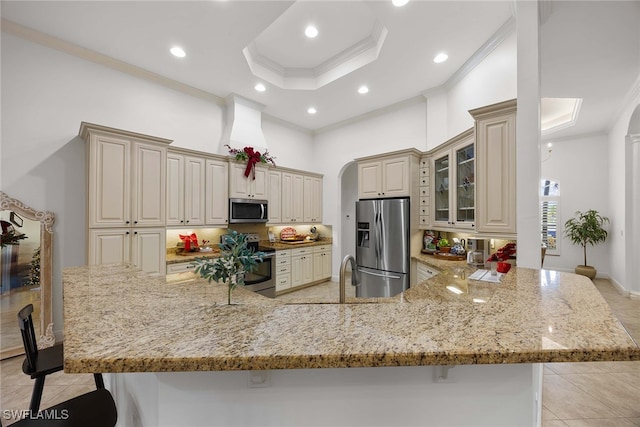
[205,157,228,226]
[418,156,430,229]
[303,175,322,223]
[229,161,268,199]
[281,171,304,223]
[431,129,475,231]
[267,169,282,224]
[166,152,206,227]
[82,123,169,228]
[357,151,420,200]
[470,99,517,236]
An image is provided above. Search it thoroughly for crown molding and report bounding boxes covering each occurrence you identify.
[1,18,226,106]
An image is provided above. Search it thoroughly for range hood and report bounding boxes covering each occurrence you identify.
[219,94,268,154]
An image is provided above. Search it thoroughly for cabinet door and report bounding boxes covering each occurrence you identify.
[432,152,451,227]
[301,254,314,284]
[381,157,409,197]
[205,159,229,226]
[252,165,269,199]
[313,250,331,282]
[88,228,131,265]
[303,176,322,223]
[132,228,166,275]
[453,143,475,229]
[184,156,206,226]
[321,249,332,279]
[358,161,382,199]
[88,135,131,228]
[476,112,516,234]
[268,170,282,224]
[166,153,185,226]
[291,254,304,287]
[282,172,303,223]
[132,142,166,226]
[228,162,251,198]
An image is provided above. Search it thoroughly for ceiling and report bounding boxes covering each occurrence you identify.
[1,1,639,137]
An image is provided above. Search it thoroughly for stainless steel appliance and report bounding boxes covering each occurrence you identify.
[356,198,410,298]
[229,198,268,223]
[466,238,487,267]
[230,233,276,298]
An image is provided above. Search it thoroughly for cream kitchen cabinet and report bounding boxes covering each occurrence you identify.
[205,158,229,226]
[312,245,332,282]
[303,175,323,223]
[166,152,206,227]
[431,129,475,231]
[291,247,313,288]
[228,161,268,199]
[88,227,166,275]
[268,170,282,224]
[358,154,414,199]
[85,128,168,228]
[470,99,517,236]
[416,262,439,284]
[275,249,291,292]
[418,156,431,229]
[281,172,304,223]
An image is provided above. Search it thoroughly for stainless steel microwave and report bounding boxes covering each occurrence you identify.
[229,198,268,223]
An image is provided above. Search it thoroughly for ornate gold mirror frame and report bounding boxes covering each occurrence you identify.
[1,191,55,359]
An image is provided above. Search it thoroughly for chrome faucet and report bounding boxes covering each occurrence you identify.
[339,255,359,303]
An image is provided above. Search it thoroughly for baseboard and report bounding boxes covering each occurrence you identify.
[630,291,640,301]
[607,274,632,297]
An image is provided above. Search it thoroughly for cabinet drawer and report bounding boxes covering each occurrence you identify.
[276,249,291,259]
[276,274,291,291]
[276,257,291,266]
[420,177,429,187]
[277,265,291,275]
[313,245,331,254]
[420,158,429,168]
[420,167,429,177]
[167,262,197,274]
[291,247,313,256]
[420,196,429,206]
[420,216,430,226]
[416,263,439,282]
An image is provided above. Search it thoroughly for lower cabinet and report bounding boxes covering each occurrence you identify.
[88,227,166,275]
[313,245,332,282]
[275,249,292,292]
[291,247,314,288]
[276,245,332,294]
[415,262,439,284]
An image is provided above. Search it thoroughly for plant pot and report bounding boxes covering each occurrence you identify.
[575,265,597,279]
[439,247,451,253]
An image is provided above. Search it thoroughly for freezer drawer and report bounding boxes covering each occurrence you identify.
[356,266,408,298]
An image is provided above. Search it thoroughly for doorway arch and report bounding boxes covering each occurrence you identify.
[625,104,640,294]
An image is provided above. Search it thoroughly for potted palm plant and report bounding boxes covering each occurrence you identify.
[564,209,609,279]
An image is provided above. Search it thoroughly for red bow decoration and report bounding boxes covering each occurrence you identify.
[243,146,262,180]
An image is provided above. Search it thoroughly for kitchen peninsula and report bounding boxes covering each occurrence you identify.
[63,262,639,426]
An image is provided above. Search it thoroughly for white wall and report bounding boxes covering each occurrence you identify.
[447,32,517,138]
[540,133,610,275]
[0,34,312,336]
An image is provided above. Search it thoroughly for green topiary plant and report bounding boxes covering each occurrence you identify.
[564,209,609,278]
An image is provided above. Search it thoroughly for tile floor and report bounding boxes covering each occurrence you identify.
[0,278,637,426]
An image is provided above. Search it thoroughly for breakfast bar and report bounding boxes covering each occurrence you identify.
[63,262,639,426]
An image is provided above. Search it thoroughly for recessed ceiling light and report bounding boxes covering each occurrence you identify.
[307,107,317,115]
[305,25,318,38]
[392,0,410,7]
[254,83,266,92]
[358,86,369,94]
[433,52,448,63]
[170,46,186,58]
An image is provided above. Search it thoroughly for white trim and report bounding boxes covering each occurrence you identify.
[543,130,608,143]
[630,292,640,301]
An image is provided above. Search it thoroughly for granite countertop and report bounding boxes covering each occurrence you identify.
[258,238,332,251]
[63,259,640,373]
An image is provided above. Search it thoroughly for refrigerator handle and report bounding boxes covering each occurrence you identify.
[357,268,401,280]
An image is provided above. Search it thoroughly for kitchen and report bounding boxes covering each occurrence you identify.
[1,1,640,426]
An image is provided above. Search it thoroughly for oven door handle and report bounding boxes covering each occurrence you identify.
[260,204,266,220]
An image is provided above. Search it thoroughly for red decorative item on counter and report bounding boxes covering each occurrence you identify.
[487,243,517,262]
[179,233,199,252]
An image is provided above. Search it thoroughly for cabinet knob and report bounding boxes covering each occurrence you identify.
[186,220,189,224]
[180,220,184,223]
[134,231,138,235]
[126,221,130,224]
[134,221,138,224]
[126,231,130,235]
[378,193,381,196]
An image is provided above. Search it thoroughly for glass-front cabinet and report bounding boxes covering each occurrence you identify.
[431,129,475,230]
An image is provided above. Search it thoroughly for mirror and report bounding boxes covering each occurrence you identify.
[1,191,55,359]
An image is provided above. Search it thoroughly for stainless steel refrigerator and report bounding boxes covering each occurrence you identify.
[356,198,410,298]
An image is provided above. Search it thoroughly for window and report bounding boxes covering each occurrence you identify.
[541,179,560,254]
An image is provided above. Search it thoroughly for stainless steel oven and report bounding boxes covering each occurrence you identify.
[238,233,276,298]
